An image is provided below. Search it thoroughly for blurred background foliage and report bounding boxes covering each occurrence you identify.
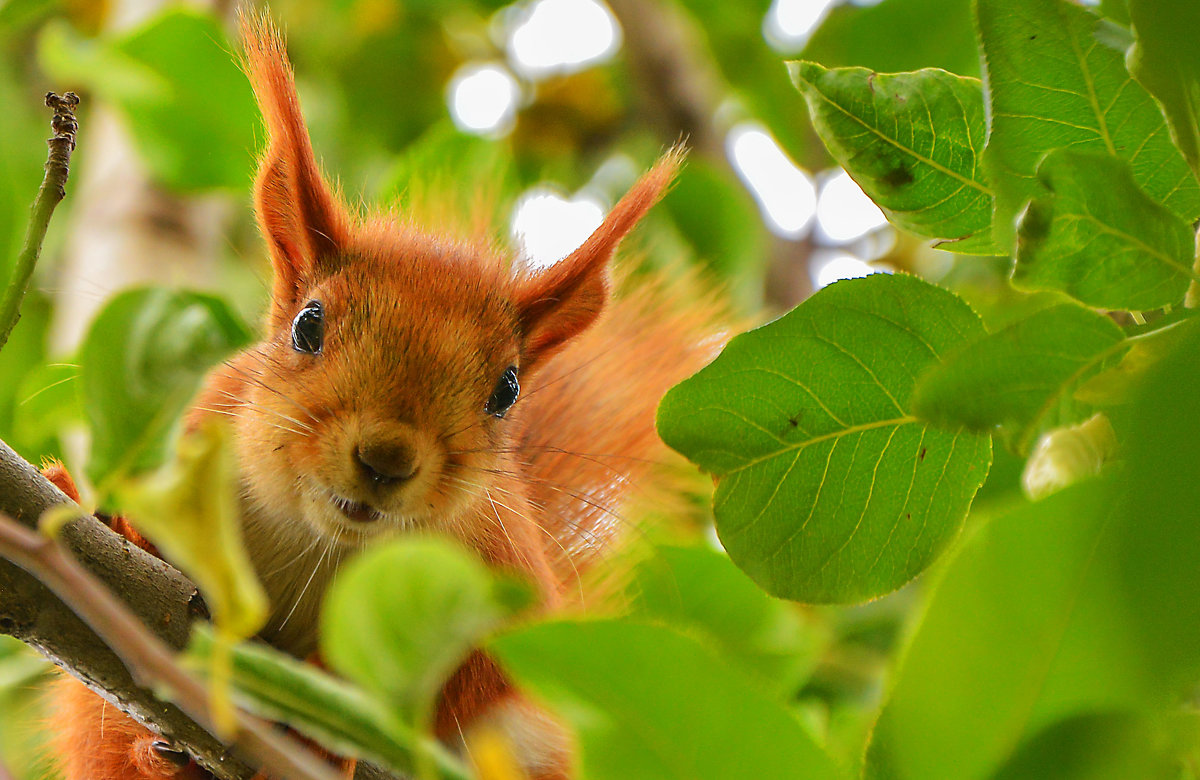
[0,0,1147,777]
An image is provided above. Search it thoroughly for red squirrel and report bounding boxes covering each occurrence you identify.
[47,12,716,780]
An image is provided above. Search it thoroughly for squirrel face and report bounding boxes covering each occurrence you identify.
[233,246,526,546]
[231,14,682,561]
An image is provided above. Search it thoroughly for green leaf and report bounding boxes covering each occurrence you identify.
[1111,318,1200,696]
[38,9,257,191]
[1013,150,1197,310]
[490,618,841,780]
[80,287,253,487]
[658,273,991,603]
[801,0,979,77]
[320,537,532,724]
[864,483,1149,780]
[11,361,81,461]
[186,627,471,780]
[1128,0,1200,179]
[790,62,998,255]
[627,545,825,696]
[991,713,1180,780]
[912,303,1125,453]
[977,0,1200,248]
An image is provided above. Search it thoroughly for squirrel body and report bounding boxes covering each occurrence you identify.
[49,13,717,780]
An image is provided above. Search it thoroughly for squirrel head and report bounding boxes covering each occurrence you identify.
[231,14,681,546]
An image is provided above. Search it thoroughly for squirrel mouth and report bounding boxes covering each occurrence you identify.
[329,493,381,523]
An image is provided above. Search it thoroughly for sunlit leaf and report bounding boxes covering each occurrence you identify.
[80,287,252,487]
[912,303,1125,453]
[116,420,268,734]
[790,62,998,254]
[491,619,841,780]
[977,0,1200,248]
[1013,150,1196,310]
[1128,0,1200,179]
[321,537,532,724]
[658,273,991,603]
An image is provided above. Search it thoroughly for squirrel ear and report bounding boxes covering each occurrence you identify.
[514,148,684,370]
[241,12,349,313]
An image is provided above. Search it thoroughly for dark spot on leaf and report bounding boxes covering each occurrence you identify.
[788,414,800,428]
[880,166,914,189]
[919,447,927,461]
[1029,34,1037,40]
[1020,202,1053,243]
[906,513,911,520]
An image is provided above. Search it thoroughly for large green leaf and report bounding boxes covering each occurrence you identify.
[658,273,991,603]
[790,62,998,255]
[38,9,257,191]
[977,0,1200,248]
[80,288,252,488]
[1128,0,1200,179]
[864,483,1150,780]
[1013,150,1197,310]
[801,0,979,77]
[187,628,470,780]
[626,545,824,696]
[912,303,1125,453]
[1111,319,1200,697]
[491,619,841,780]
[320,537,531,724]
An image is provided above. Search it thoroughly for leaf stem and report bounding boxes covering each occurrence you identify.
[0,93,80,353]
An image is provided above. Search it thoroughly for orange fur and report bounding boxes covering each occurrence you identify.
[49,12,719,780]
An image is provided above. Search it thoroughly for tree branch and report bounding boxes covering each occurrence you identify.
[0,92,79,352]
[0,439,404,779]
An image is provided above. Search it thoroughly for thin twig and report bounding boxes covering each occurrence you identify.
[0,92,79,352]
[0,509,344,780]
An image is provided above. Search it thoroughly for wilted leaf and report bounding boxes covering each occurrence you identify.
[321,537,532,724]
[187,627,470,780]
[977,0,1200,248]
[491,619,841,780]
[913,303,1125,453]
[117,420,268,734]
[1128,0,1200,179]
[1021,413,1117,500]
[658,273,991,603]
[1013,150,1196,310]
[80,287,252,487]
[790,63,998,254]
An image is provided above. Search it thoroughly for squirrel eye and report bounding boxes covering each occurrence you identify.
[484,366,520,418]
[291,300,324,354]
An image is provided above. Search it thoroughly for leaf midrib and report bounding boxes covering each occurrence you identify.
[728,415,919,475]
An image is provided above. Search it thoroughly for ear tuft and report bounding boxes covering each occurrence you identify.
[240,11,349,314]
[515,147,686,370]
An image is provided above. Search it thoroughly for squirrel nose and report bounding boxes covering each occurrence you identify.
[355,442,419,487]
